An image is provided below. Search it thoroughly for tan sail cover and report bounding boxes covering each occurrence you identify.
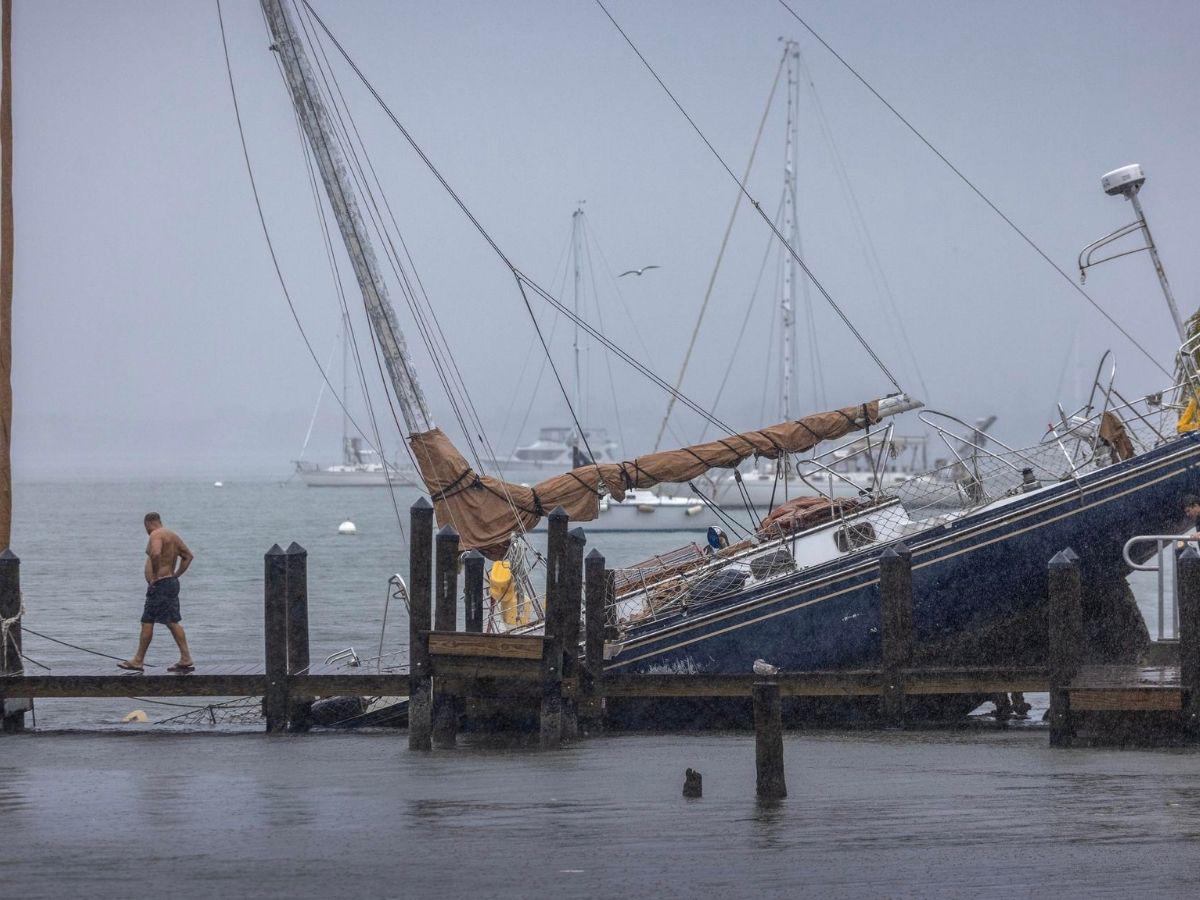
[411,401,880,557]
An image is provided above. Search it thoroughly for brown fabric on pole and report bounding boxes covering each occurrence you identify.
[411,401,880,557]
[1098,410,1134,463]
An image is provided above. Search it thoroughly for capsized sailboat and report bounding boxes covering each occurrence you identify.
[252,1,1186,724]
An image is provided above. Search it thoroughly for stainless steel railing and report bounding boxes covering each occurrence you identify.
[1123,533,1200,640]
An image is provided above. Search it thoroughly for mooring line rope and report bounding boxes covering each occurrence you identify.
[21,624,160,669]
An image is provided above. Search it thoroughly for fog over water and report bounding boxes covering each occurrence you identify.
[10,1,1200,481]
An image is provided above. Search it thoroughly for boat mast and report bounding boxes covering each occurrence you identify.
[259,0,432,436]
[780,41,798,424]
[0,0,12,550]
[571,205,583,456]
[340,311,350,464]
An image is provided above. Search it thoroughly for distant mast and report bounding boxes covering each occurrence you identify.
[0,0,13,549]
[259,0,432,435]
[571,205,584,462]
[780,41,798,423]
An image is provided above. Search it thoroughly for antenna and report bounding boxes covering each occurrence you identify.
[1079,164,1185,342]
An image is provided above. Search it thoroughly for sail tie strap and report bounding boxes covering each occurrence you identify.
[429,468,475,503]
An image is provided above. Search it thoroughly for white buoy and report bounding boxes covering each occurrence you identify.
[338,520,357,535]
[213,481,224,488]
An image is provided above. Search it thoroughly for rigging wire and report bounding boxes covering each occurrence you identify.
[299,0,741,444]
[215,0,403,539]
[298,1,491,469]
[773,0,1171,379]
[581,222,627,455]
[592,0,902,393]
[496,228,574,453]
[282,66,408,533]
[793,47,928,400]
[699,193,785,441]
[580,216,692,449]
[653,43,788,451]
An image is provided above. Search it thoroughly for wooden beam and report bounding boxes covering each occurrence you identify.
[1070,689,1182,712]
[0,673,269,698]
[601,671,882,698]
[426,631,543,660]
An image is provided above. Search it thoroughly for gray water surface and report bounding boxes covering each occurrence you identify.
[7,478,1195,897]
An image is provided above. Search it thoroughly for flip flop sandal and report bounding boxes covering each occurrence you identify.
[167,663,195,673]
[117,661,143,672]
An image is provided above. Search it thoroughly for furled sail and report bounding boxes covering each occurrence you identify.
[412,396,919,557]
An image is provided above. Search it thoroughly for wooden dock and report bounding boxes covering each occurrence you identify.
[0,664,406,699]
[0,500,1197,750]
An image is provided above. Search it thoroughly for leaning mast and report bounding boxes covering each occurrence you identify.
[260,0,431,436]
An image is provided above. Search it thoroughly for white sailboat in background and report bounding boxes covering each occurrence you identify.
[503,207,621,470]
[293,318,417,487]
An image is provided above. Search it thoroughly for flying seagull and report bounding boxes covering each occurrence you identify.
[619,265,661,277]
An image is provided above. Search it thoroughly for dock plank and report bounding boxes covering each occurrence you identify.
[426,631,543,660]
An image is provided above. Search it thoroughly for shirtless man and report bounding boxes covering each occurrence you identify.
[120,512,195,672]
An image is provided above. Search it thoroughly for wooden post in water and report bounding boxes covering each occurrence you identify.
[463,550,484,634]
[1048,549,1082,748]
[879,544,913,726]
[0,548,25,731]
[540,506,569,749]
[408,498,434,751]
[432,525,460,748]
[263,544,288,734]
[560,527,586,740]
[582,547,606,730]
[1178,545,1200,736]
[753,681,786,801]
[284,542,311,732]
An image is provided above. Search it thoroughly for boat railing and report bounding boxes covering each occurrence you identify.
[789,421,899,499]
[1123,533,1200,640]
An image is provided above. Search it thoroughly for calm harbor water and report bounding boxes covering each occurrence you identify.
[3,477,1191,897]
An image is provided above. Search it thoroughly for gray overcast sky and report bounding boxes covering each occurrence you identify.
[9,0,1200,477]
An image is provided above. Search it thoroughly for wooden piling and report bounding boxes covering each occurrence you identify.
[284,542,311,732]
[540,506,569,749]
[753,681,786,801]
[582,547,606,729]
[432,525,461,748]
[463,550,484,634]
[1048,549,1082,747]
[408,498,434,751]
[561,526,586,740]
[1178,545,1200,736]
[263,544,288,734]
[879,543,913,726]
[0,548,25,731]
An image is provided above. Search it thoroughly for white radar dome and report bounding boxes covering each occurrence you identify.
[1101,163,1144,196]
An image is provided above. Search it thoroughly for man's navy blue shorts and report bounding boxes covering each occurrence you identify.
[142,576,181,624]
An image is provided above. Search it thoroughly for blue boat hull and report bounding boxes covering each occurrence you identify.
[605,435,1200,723]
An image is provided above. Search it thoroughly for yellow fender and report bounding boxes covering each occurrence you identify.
[1179,398,1200,433]
[488,560,532,626]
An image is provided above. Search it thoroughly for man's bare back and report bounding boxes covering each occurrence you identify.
[146,527,193,583]
[122,513,196,672]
